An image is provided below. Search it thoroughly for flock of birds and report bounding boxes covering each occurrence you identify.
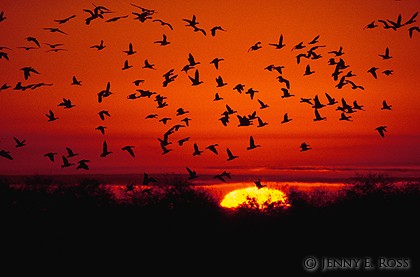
[0,3,418,191]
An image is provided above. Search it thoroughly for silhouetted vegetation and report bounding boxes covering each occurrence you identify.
[2,174,419,275]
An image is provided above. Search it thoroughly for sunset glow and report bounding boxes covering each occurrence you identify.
[220,187,290,209]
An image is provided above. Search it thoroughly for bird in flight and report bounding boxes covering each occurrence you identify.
[248,41,262,52]
[71,76,82,86]
[178,137,190,146]
[122,145,135,158]
[122,60,132,70]
[90,40,105,50]
[61,156,74,168]
[100,141,112,157]
[375,126,387,138]
[44,27,67,35]
[26,37,41,48]
[57,98,75,109]
[192,143,203,156]
[247,136,261,150]
[20,66,39,80]
[313,109,327,122]
[215,75,227,87]
[254,179,266,189]
[65,147,78,158]
[123,42,136,55]
[0,150,13,160]
[364,21,378,30]
[13,137,26,148]
[210,57,224,70]
[46,110,58,122]
[210,26,226,37]
[226,148,238,161]
[106,15,129,23]
[206,144,219,155]
[142,173,157,186]
[44,152,57,162]
[154,34,170,46]
[186,166,198,180]
[0,11,6,23]
[378,47,392,60]
[143,59,156,70]
[98,110,110,121]
[54,15,76,24]
[269,34,286,49]
[408,26,420,38]
[76,159,90,170]
[300,142,312,152]
[95,125,106,135]
[381,100,392,110]
[153,19,173,30]
[281,113,292,124]
[367,66,379,79]
[258,99,269,109]
[188,69,203,86]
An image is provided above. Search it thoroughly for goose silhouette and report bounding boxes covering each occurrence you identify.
[154,34,170,46]
[210,57,224,69]
[46,110,58,122]
[76,159,90,170]
[269,34,285,49]
[247,136,261,150]
[226,148,238,161]
[186,166,198,179]
[215,75,227,87]
[381,100,392,110]
[192,143,203,156]
[210,26,226,36]
[100,141,112,157]
[90,40,105,50]
[325,93,338,105]
[122,60,132,70]
[339,112,352,121]
[248,41,262,52]
[143,173,157,185]
[122,145,135,157]
[13,137,26,148]
[300,142,312,152]
[233,83,245,94]
[313,109,326,121]
[281,113,292,124]
[61,156,74,168]
[188,69,203,86]
[65,147,78,158]
[123,42,136,55]
[187,53,200,66]
[378,47,392,60]
[0,150,13,160]
[54,14,76,24]
[254,179,266,189]
[375,126,387,138]
[257,117,268,127]
[71,76,82,85]
[98,110,110,120]
[153,19,173,30]
[258,99,269,109]
[206,144,219,154]
[44,152,57,162]
[178,137,190,146]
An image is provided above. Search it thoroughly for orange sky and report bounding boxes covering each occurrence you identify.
[0,0,419,179]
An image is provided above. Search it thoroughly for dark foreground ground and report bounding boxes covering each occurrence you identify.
[1,174,419,276]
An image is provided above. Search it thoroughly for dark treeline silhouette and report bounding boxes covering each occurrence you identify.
[1,174,419,275]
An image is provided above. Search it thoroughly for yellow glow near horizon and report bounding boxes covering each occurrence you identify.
[220,187,290,209]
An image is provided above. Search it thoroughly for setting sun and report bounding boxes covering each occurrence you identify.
[220,186,290,209]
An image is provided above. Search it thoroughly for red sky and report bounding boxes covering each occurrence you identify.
[0,0,419,179]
